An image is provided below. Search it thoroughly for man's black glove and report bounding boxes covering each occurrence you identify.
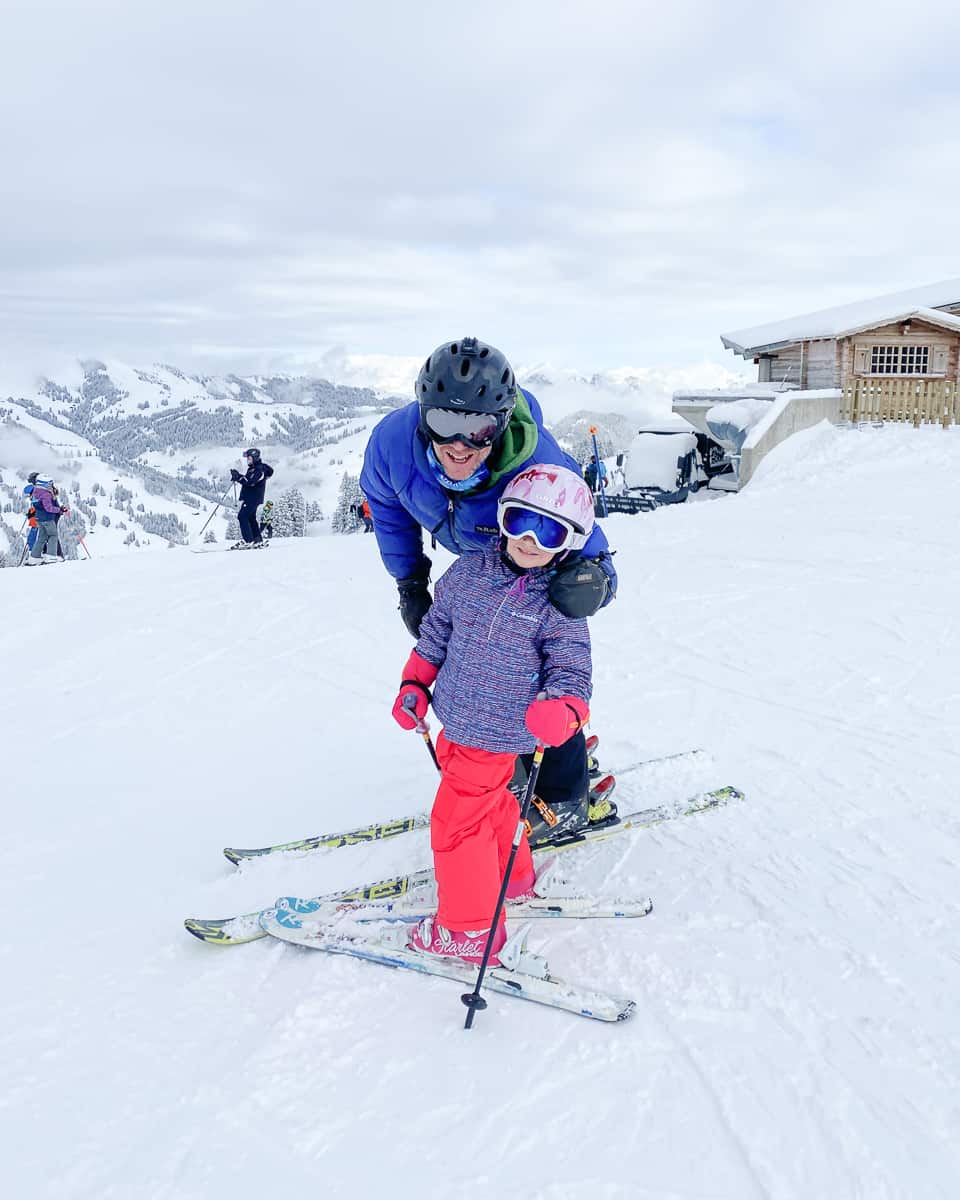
[230,469,242,482]
[548,556,613,619]
[397,563,432,638]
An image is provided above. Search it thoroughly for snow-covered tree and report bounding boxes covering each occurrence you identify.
[332,472,363,533]
[271,487,306,538]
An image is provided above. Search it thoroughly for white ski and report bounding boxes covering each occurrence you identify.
[259,911,636,1023]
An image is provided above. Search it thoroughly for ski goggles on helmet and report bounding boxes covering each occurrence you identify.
[498,502,578,552]
[422,406,507,449]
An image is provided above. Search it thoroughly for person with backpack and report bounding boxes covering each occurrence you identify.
[21,475,39,559]
[391,463,594,964]
[359,497,373,533]
[25,476,68,565]
[229,448,274,548]
[362,336,618,848]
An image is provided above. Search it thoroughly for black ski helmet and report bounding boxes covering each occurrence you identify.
[416,337,517,443]
[244,448,261,463]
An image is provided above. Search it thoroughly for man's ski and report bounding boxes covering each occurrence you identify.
[184,869,432,946]
[221,740,704,865]
[259,912,636,1023]
[268,885,654,928]
[186,786,742,946]
[222,814,428,864]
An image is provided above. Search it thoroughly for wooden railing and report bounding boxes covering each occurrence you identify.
[841,378,959,427]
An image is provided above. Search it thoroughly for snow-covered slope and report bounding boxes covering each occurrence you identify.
[3,423,959,1198]
[0,359,399,559]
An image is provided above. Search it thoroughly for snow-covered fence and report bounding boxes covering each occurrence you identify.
[841,379,959,428]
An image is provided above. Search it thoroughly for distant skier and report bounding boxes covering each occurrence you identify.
[391,464,599,965]
[22,475,39,559]
[258,499,274,541]
[583,455,607,494]
[359,497,373,533]
[25,476,68,565]
[229,448,274,549]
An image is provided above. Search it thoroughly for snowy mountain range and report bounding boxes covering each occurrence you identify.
[0,355,748,564]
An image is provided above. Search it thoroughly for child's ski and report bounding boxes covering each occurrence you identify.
[185,786,742,946]
[259,912,636,1023]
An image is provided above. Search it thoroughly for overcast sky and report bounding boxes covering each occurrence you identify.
[2,0,959,381]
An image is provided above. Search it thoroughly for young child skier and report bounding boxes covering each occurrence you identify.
[391,463,595,966]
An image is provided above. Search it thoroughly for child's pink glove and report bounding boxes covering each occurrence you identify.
[524,696,589,746]
[391,650,440,730]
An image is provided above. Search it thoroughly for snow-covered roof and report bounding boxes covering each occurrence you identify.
[721,279,960,356]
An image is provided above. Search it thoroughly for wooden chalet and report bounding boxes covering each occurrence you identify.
[721,280,960,426]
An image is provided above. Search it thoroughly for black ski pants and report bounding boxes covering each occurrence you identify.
[238,501,262,544]
[517,731,588,809]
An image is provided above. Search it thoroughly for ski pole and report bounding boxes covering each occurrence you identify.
[198,481,234,537]
[402,695,440,772]
[461,740,547,1030]
[589,425,608,518]
[77,535,92,560]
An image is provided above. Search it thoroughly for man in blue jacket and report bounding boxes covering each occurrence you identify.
[361,336,619,844]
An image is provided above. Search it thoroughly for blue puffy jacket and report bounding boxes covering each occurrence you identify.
[360,388,617,597]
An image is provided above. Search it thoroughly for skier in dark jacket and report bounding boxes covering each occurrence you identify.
[230,449,274,548]
[361,336,619,844]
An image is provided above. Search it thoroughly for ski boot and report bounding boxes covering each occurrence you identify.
[523,794,592,848]
[587,773,618,827]
[407,914,506,966]
[586,732,601,778]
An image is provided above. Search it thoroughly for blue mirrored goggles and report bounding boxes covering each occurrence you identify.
[422,406,506,449]
[498,503,576,552]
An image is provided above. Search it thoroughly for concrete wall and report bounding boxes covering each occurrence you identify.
[738,389,842,487]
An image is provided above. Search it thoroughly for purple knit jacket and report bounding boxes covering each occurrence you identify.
[415,540,592,754]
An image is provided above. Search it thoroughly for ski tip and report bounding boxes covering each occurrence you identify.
[222,848,244,865]
[184,918,228,943]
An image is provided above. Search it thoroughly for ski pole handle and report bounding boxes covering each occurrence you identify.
[402,694,440,772]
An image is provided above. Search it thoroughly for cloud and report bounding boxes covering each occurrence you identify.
[1,0,959,374]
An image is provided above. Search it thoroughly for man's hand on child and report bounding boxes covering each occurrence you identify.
[524,696,589,746]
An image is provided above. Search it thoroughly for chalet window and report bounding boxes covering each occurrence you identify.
[870,344,929,375]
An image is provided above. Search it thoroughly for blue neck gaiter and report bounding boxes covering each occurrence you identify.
[426,444,490,493]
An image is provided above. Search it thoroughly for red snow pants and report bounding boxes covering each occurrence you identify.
[432,732,536,931]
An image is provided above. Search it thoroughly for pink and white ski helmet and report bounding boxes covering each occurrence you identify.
[498,463,596,551]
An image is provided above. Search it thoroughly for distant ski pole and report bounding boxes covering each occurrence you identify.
[197,481,234,538]
[461,741,546,1031]
[402,695,440,772]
